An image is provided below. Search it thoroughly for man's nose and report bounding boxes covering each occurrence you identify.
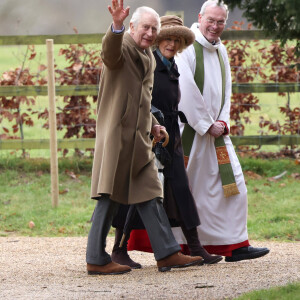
[211,22,218,29]
[146,28,153,36]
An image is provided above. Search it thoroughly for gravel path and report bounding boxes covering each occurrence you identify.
[0,237,299,299]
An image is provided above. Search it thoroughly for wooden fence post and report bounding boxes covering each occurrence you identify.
[46,39,59,207]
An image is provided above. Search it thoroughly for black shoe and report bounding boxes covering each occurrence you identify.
[225,246,270,262]
[111,250,142,269]
[111,228,142,269]
[190,249,223,264]
[181,225,223,264]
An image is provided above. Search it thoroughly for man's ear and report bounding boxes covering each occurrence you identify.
[129,22,134,34]
[198,13,202,23]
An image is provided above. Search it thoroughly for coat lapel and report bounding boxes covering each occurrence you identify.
[124,33,155,80]
[145,47,155,79]
[134,47,151,79]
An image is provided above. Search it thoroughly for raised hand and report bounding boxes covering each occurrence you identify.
[108,0,130,30]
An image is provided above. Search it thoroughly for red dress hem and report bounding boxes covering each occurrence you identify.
[128,229,250,257]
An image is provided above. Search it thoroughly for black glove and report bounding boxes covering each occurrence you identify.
[153,142,171,166]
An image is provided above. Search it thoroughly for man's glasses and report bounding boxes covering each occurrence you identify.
[205,17,226,27]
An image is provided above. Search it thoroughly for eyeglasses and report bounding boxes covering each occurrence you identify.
[205,17,226,27]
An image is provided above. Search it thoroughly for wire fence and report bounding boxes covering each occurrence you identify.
[0,32,299,158]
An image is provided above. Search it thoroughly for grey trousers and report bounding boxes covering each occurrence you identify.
[86,197,181,265]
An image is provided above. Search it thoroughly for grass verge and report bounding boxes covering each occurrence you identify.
[234,282,300,300]
[0,157,299,239]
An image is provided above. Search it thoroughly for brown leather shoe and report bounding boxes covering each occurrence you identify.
[87,262,131,275]
[157,252,204,272]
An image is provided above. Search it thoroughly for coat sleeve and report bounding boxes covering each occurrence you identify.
[101,24,125,70]
[151,114,159,127]
[176,45,214,136]
[217,44,231,130]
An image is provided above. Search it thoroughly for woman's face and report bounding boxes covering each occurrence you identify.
[158,35,181,59]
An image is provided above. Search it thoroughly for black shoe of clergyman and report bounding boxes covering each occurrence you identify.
[225,246,270,262]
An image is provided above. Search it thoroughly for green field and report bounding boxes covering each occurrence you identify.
[0,43,299,158]
[0,44,101,74]
[235,282,300,300]
[0,91,297,158]
[0,156,299,239]
[0,157,299,299]
[0,38,299,300]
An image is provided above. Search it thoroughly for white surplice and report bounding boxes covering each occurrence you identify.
[172,23,249,246]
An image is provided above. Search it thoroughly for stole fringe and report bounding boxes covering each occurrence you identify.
[223,183,240,198]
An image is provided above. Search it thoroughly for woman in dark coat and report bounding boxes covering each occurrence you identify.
[112,15,222,266]
[151,41,199,231]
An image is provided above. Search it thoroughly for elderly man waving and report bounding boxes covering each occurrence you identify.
[86,0,203,275]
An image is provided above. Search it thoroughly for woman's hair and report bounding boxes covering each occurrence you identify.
[129,6,161,33]
[200,0,229,21]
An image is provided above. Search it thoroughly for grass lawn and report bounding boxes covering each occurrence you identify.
[1,41,298,300]
[234,282,300,300]
[0,157,299,299]
[0,43,299,157]
[0,168,94,237]
[0,157,299,239]
[242,93,299,136]
[0,90,298,158]
[0,44,101,74]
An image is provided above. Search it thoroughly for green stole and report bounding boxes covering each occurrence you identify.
[182,41,239,198]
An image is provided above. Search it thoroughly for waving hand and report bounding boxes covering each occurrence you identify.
[108,0,130,30]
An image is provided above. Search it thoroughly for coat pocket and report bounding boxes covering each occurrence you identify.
[121,92,133,125]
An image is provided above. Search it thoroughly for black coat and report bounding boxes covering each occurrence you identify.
[112,51,200,230]
[151,51,200,230]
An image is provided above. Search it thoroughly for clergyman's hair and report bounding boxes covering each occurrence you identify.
[128,6,160,33]
[200,0,229,20]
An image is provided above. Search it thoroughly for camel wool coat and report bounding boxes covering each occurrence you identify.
[90,26,163,204]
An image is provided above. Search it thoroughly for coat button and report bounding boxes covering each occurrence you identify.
[146,131,150,135]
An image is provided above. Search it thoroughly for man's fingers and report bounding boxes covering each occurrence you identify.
[112,0,118,8]
[208,123,224,137]
[124,6,130,16]
[109,0,129,20]
[110,0,119,11]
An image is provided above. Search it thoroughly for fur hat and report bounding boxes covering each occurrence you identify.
[156,15,195,48]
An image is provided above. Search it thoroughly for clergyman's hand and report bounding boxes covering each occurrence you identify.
[108,0,130,30]
[208,121,225,138]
